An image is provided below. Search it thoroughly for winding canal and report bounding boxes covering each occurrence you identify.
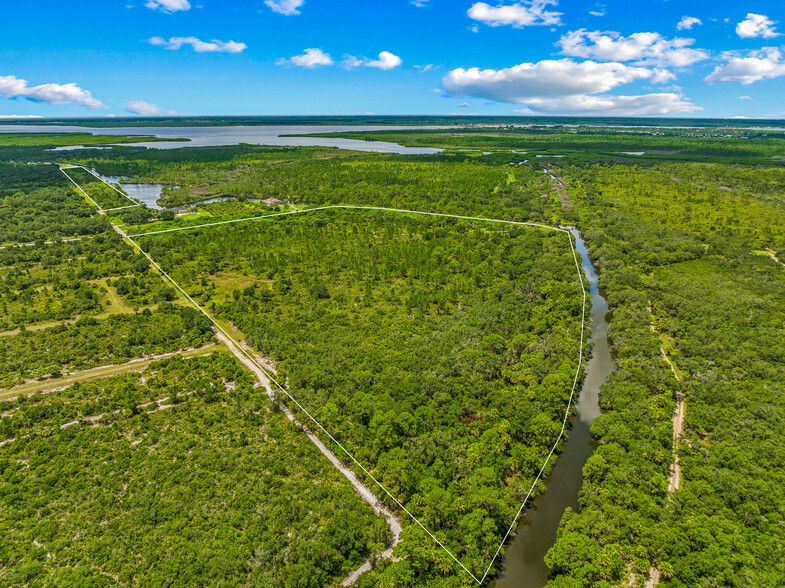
[493,228,614,587]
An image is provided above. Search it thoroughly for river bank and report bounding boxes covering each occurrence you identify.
[493,228,614,587]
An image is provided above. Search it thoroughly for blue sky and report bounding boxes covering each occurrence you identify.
[1,0,784,118]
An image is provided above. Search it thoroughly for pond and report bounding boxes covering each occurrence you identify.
[97,173,165,210]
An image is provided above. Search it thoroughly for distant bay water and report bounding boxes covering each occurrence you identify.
[0,124,443,154]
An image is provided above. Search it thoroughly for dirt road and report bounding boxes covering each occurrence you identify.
[213,331,402,584]
[645,304,686,587]
[0,344,218,401]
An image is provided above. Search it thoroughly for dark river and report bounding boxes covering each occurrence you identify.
[493,228,613,587]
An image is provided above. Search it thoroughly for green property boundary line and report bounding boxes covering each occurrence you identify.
[60,165,141,213]
[67,174,589,584]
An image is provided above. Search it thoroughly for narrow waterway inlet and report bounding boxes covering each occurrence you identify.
[492,228,614,587]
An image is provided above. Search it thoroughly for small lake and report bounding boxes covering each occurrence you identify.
[0,124,443,155]
[97,173,165,210]
[493,228,613,587]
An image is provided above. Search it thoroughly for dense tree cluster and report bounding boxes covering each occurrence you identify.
[0,353,387,586]
[61,167,136,210]
[545,162,785,587]
[140,211,585,581]
[0,165,108,245]
[305,128,785,165]
[2,128,781,587]
[68,146,560,222]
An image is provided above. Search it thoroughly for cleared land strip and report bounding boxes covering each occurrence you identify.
[0,376,213,450]
[767,248,785,267]
[214,330,403,586]
[644,304,686,588]
[0,344,218,401]
[0,235,93,250]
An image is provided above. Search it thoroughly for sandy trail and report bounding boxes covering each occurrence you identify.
[113,211,402,585]
[0,345,217,401]
[766,248,784,268]
[645,304,685,586]
[213,330,402,584]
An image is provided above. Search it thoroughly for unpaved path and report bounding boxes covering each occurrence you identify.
[645,304,685,586]
[643,568,661,588]
[543,167,572,210]
[0,235,93,250]
[112,213,402,582]
[767,248,784,267]
[667,382,685,495]
[214,330,402,584]
[0,387,201,449]
[0,344,218,401]
[647,305,685,494]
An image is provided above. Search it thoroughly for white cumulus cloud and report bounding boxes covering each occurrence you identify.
[145,0,190,12]
[343,51,402,70]
[736,13,780,39]
[126,100,175,115]
[705,48,785,84]
[148,36,247,53]
[443,59,660,102]
[557,29,709,68]
[442,58,698,115]
[277,48,334,68]
[0,75,105,109]
[677,16,702,31]
[468,1,562,28]
[515,93,700,115]
[366,51,403,70]
[264,0,304,15]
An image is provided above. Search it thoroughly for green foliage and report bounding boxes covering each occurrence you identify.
[303,127,785,166]
[0,165,108,244]
[0,303,214,387]
[0,163,65,196]
[545,158,785,587]
[139,210,585,579]
[0,353,387,586]
[4,125,783,586]
[0,133,181,147]
[61,167,136,210]
[66,146,561,223]
[0,234,167,330]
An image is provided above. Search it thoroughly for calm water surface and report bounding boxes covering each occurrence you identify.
[493,228,613,588]
[98,174,165,210]
[0,124,442,154]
